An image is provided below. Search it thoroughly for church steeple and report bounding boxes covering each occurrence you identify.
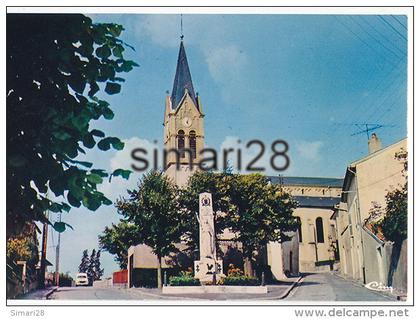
[171,40,197,109]
[163,38,205,187]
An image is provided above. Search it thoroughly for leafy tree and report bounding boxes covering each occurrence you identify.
[58,272,74,287]
[227,174,298,275]
[6,223,39,267]
[98,221,141,269]
[94,250,104,281]
[78,249,89,273]
[379,149,408,243]
[180,171,298,276]
[116,170,182,288]
[379,184,407,243]
[87,249,97,284]
[7,14,137,238]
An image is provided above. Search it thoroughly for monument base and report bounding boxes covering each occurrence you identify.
[194,258,224,282]
[162,285,268,294]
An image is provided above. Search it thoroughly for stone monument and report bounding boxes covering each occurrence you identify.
[194,193,224,282]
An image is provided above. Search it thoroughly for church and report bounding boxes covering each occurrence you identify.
[127,39,343,287]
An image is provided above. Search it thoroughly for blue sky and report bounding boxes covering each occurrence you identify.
[45,14,408,277]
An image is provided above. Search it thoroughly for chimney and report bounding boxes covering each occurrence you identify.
[368,133,382,154]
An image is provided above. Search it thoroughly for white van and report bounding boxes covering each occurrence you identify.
[75,273,89,286]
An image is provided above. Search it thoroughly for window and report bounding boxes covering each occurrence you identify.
[296,217,302,243]
[189,130,197,159]
[177,130,185,158]
[315,217,324,243]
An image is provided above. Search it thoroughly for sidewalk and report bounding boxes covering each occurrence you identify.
[125,276,301,301]
[17,286,58,300]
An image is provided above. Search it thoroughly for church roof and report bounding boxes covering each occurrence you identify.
[171,41,197,109]
[293,196,341,208]
[267,176,344,188]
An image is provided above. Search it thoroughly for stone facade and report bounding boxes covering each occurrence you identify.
[334,137,407,294]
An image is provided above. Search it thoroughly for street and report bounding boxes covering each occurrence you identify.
[47,273,396,302]
[49,286,160,300]
[286,273,395,301]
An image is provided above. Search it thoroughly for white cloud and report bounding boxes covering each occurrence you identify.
[130,15,248,100]
[205,45,248,83]
[134,15,180,48]
[296,140,323,161]
[99,137,162,202]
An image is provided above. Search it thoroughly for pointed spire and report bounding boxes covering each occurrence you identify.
[171,41,197,109]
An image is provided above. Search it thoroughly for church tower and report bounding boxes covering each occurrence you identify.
[163,40,205,186]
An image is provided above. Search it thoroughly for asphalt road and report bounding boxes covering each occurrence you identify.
[49,273,396,302]
[286,273,395,301]
[50,286,161,300]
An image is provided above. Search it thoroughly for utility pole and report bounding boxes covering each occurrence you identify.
[39,211,49,289]
[55,213,61,287]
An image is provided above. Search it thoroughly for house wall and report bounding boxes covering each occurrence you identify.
[356,139,407,222]
[337,138,407,293]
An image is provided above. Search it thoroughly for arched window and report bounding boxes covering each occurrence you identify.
[315,217,324,243]
[177,130,185,158]
[296,217,302,243]
[189,130,197,159]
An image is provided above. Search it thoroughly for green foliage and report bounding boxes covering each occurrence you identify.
[116,170,183,287]
[366,149,408,243]
[59,272,74,287]
[227,174,299,259]
[179,171,298,264]
[379,183,408,243]
[218,264,259,286]
[6,14,137,236]
[93,250,104,282]
[220,276,259,286]
[98,221,141,269]
[169,271,200,286]
[78,249,90,273]
[85,249,103,284]
[6,230,39,267]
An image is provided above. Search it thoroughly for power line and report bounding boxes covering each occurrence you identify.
[351,59,405,124]
[359,16,406,56]
[378,16,407,42]
[363,69,406,122]
[333,16,399,67]
[348,16,402,60]
[374,90,406,123]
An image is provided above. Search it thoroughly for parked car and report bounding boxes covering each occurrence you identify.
[75,273,89,286]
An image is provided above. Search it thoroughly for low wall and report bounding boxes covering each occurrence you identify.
[362,229,407,294]
[92,279,112,288]
[162,285,268,294]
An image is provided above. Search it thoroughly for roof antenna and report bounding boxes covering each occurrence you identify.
[180,14,184,41]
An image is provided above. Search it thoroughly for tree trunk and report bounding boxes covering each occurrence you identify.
[157,255,162,289]
[244,257,254,277]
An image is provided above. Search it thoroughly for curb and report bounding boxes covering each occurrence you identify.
[277,276,303,300]
[44,286,58,300]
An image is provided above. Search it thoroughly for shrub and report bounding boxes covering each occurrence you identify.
[220,264,259,286]
[59,273,74,287]
[169,271,200,286]
[221,275,259,286]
